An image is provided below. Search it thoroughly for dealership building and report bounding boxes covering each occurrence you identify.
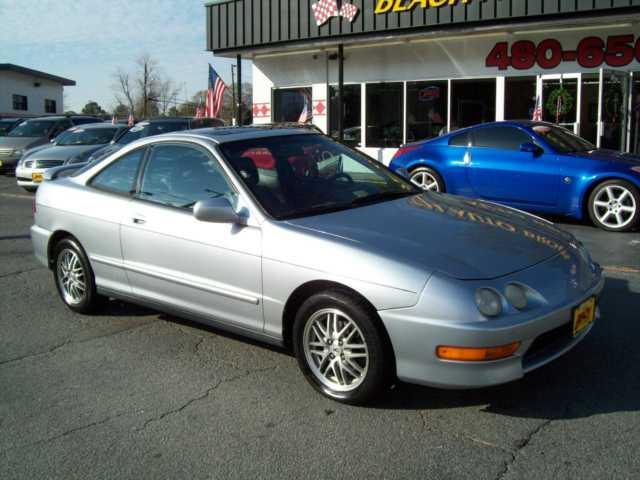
[207,0,640,163]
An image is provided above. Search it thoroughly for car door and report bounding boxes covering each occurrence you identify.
[465,125,559,207]
[120,142,263,332]
[81,147,147,295]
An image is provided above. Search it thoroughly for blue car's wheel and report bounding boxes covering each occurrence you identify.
[409,167,444,193]
[588,180,639,232]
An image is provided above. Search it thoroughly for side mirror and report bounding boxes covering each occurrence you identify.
[520,142,543,156]
[193,197,246,225]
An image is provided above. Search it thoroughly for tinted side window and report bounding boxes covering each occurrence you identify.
[449,131,471,147]
[139,144,235,209]
[473,126,532,150]
[90,149,145,194]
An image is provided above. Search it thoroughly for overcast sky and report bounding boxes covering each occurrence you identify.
[0,0,251,112]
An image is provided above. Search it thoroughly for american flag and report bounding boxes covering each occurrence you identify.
[205,64,226,118]
[111,115,116,125]
[298,91,312,123]
[532,96,542,121]
[194,95,205,119]
[127,113,134,127]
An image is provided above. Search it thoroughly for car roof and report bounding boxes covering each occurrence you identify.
[68,122,124,130]
[172,125,321,144]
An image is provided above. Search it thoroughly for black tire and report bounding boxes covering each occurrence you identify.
[52,237,104,313]
[409,166,445,193]
[588,180,640,232]
[292,289,394,404]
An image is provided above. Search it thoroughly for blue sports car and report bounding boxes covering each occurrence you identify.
[389,121,640,232]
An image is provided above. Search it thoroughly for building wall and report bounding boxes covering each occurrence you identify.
[252,25,640,161]
[0,71,64,116]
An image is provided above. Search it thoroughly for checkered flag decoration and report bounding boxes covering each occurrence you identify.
[311,0,359,26]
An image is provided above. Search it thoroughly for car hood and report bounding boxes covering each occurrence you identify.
[28,144,102,162]
[568,149,640,166]
[285,193,577,281]
[0,136,47,151]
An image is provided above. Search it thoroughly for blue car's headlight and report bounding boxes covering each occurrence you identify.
[474,288,503,317]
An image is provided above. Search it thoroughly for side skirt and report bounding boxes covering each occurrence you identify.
[97,286,285,349]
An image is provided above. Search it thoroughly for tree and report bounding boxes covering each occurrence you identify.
[113,68,135,115]
[112,103,129,118]
[156,78,181,116]
[81,101,107,116]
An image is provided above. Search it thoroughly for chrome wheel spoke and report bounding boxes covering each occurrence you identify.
[56,249,86,305]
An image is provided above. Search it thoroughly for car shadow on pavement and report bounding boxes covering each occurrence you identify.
[378,276,640,420]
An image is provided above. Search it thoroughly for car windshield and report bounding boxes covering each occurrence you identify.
[8,120,56,137]
[532,124,595,153]
[56,127,119,146]
[219,134,418,220]
[117,121,188,145]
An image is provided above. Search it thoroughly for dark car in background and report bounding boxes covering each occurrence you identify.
[389,121,640,232]
[0,118,23,136]
[85,117,225,165]
[0,115,102,174]
[16,123,128,191]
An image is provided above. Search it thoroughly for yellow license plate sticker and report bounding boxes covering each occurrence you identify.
[32,172,43,183]
[573,297,596,337]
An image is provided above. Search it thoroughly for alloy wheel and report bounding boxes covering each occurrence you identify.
[302,308,369,392]
[56,248,86,305]
[410,171,440,192]
[592,185,637,230]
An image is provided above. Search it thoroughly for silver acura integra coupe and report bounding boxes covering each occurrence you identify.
[32,126,604,403]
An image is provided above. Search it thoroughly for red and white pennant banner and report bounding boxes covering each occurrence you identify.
[311,0,359,26]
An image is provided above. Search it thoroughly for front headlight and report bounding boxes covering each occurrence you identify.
[474,288,503,317]
[504,284,528,310]
[631,166,640,174]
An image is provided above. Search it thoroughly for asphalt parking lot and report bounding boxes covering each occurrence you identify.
[1,175,639,480]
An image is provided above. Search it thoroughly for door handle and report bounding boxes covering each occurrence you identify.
[132,217,146,225]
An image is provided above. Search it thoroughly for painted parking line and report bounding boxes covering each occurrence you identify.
[0,192,33,200]
[603,265,640,275]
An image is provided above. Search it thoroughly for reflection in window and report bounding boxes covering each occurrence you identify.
[451,79,496,130]
[273,88,312,123]
[631,74,640,154]
[473,126,532,151]
[90,149,145,194]
[580,74,600,145]
[505,77,536,120]
[406,81,447,142]
[329,84,361,147]
[365,83,403,148]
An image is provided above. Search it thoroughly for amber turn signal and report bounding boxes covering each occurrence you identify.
[436,342,521,362]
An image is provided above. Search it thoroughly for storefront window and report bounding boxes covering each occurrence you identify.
[580,74,600,145]
[329,84,362,147]
[272,88,312,123]
[504,76,536,120]
[450,79,496,130]
[406,81,447,142]
[365,83,403,148]
[542,78,577,129]
[631,73,640,155]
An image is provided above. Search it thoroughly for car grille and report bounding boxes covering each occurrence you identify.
[522,321,573,368]
[35,160,64,168]
[0,148,13,156]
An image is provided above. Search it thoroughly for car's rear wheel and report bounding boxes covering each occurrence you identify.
[588,180,639,232]
[293,289,393,404]
[53,238,103,313]
[409,166,444,192]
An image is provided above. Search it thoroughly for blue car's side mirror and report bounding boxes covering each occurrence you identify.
[520,142,542,156]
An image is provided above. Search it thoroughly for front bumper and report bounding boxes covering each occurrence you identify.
[380,261,605,389]
[15,165,45,188]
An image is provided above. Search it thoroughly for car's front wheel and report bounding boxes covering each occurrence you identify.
[53,238,103,313]
[293,289,393,404]
[409,166,444,192]
[588,180,639,232]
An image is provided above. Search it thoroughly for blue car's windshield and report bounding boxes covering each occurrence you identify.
[219,134,418,220]
[532,124,595,153]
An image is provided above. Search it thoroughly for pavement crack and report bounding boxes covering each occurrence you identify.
[136,366,277,432]
[0,320,158,367]
[495,419,552,480]
[0,266,45,278]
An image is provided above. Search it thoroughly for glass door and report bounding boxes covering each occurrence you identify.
[598,69,630,151]
[541,74,581,135]
[630,72,640,154]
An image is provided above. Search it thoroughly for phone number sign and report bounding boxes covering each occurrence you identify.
[485,35,640,71]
